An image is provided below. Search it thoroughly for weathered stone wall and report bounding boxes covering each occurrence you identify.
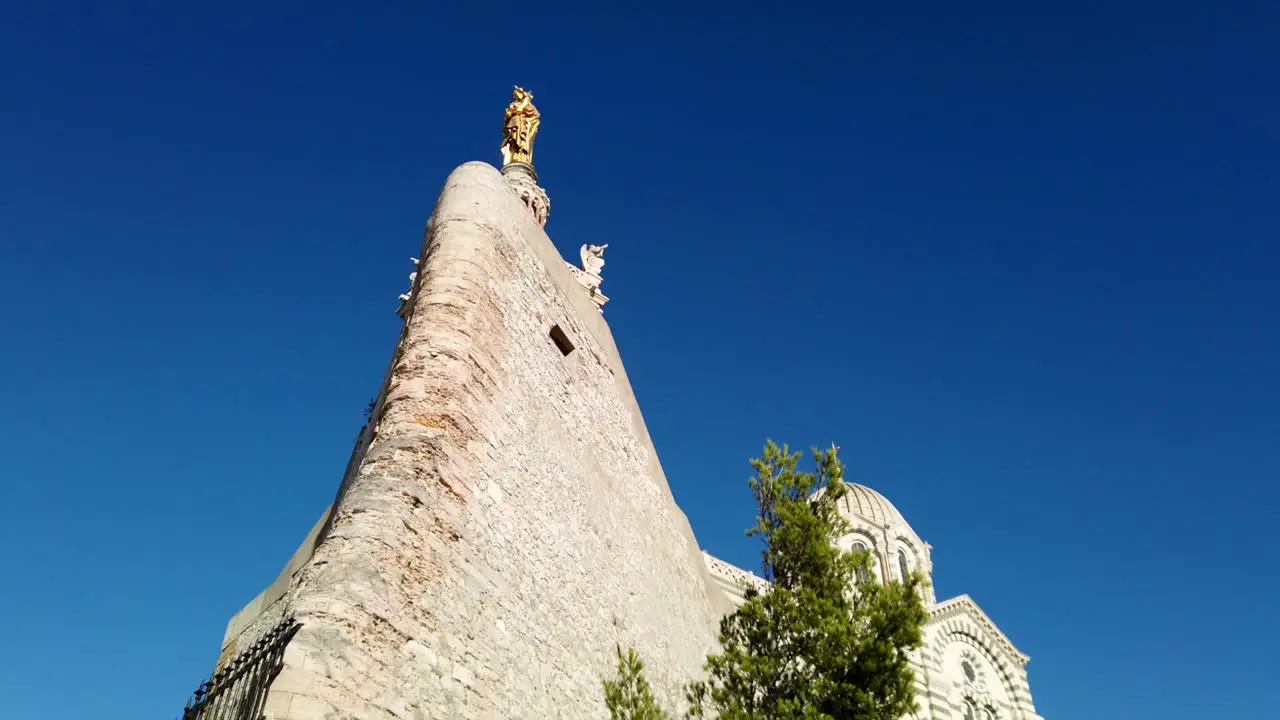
[219,508,331,667]
[261,162,726,719]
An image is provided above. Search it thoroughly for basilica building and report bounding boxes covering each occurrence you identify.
[702,483,1044,720]
[179,90,1049,719]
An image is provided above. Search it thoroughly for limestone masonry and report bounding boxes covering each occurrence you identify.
[214,161,727,719]
[195,155,1045,718]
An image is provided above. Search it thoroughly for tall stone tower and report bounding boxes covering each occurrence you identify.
[188,89,728,720]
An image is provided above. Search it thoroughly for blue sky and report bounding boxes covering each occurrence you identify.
[1,2,1276,718]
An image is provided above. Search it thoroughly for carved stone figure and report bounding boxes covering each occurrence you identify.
[581,244,607,278]
[500,86,541,168]
[566,244,609,313]
[397,257,420,315]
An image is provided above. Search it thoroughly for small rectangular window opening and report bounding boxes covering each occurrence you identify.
[549,324,575,356]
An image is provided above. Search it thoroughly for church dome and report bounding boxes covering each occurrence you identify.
[838,483,908,528]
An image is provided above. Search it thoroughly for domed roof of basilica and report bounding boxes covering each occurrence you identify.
[837,482,908,528]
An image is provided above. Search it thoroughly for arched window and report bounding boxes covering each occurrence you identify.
[962,701,976,720]
[898,549,911,581]
[852,541,873,584]
[983,707,997,720]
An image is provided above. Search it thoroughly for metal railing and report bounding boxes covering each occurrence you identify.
[180,618,300,720]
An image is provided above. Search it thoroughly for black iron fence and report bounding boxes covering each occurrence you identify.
[180,617,300,720]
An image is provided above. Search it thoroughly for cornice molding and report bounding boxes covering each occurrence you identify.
[702,552,771,596]
[930,595,1030,667]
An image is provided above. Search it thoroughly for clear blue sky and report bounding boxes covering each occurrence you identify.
[1,2,1276,719]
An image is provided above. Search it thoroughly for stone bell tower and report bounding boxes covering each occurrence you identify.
[183,87,728,720]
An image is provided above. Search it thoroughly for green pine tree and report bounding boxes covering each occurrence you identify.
[604,646,673,720]
[602,441,929,719]
[684,440,930,720]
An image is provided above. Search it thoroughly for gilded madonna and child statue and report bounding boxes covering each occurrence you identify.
[498,86,551,228]
[501,86,541,170]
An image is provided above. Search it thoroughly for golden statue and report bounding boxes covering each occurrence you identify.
[501,86,541,168]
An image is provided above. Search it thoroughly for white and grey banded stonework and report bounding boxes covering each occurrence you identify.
[702,484,1045,720]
